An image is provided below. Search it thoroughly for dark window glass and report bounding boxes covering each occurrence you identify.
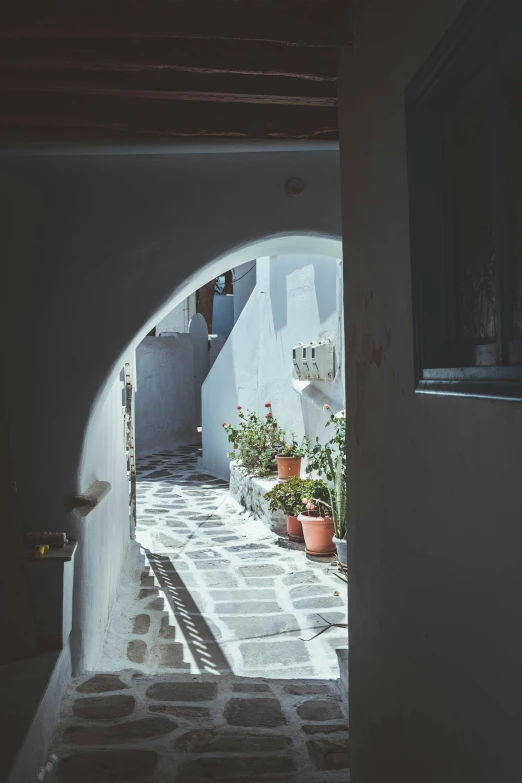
[407,1,522,398]
[448,93,496,359]
[505,55,522,346]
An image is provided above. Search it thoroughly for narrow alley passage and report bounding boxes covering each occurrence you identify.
[101,447,348,680]
[47,448,348,782]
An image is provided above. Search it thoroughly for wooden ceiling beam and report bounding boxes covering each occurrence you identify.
[2,1,353,48]
[0,69,337,107]
[0,38,338,82]
[0,91,338,141]
[0,85,336,108]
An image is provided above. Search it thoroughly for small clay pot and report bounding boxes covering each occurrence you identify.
[298,513,335,556]
[276,455,302,480]
[287,515,304,542]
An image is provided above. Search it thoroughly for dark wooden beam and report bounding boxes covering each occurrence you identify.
[197,280,217,334]
[223,271,234,295]
[0,90,338,140]
[0,69,337,107]
[0,38,338,82]
[0,85,336,108]
[2,1,353,48]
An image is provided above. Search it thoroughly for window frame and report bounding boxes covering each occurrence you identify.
[406,0,522,401]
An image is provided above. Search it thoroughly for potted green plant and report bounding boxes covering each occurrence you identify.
[327,450,347,565]
[274,433,308,480]
[305,406,347,564]
[223,404,285,477]
[297,493,336,556]
[264,476,329,542]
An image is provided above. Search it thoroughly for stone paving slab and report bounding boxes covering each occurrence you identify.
[48,671,348,783]
[99,447,347,682]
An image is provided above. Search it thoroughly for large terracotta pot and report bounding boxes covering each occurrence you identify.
[276,455,302,480]
[298,513,336,556]
[287,515,304,542]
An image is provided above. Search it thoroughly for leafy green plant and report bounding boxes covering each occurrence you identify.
[224,405,309,476]
[329,451,347,539]
[274,432,309,458]
[264,476,330,517]
[223,404,286,477]
[305,406,347,539]
[306,407,346,480]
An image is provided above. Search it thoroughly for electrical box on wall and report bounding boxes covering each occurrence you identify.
[292,341,335,381]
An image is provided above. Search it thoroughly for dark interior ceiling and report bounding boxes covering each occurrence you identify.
[0,1,352,142]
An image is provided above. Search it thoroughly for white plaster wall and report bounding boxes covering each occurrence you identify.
[155,300,186,334]
[201,254,344,480]
[0,143,340,677]
[188,313,210,430]
[201,280,262,480]
[233,261,257,323]
[69,371,131,673]
[156,293,197,334]
[209,334,227,369]
[212,294,234,337]
[337,2,522,780]
[135,336,199,457]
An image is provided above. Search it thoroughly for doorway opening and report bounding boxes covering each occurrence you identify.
[52,238,347,782]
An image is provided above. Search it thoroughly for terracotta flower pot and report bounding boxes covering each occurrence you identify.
[287,515,304,542]
[298,513,336,556]
[276,455,302,480]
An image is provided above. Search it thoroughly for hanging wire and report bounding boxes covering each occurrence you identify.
[232,262,256,284]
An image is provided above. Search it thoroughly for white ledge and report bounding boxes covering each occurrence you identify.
[66,481,112,517]
[291,379,343,414]
[229,463,286,536]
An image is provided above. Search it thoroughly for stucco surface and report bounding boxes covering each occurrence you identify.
[338,1,522,781]
[0,144,340,679]
[135,336,199,457]
[68,373,131,673]
[0,145,341,534]
[212,294,234,338]
[232,260,257,324]
[202,254,344,480]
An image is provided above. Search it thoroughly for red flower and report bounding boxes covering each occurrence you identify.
[264,403,271,408]
[237,406,242,410]
[266,413,273,419]
[222,423,226,428]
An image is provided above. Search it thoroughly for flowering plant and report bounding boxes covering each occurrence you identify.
[274,432,309,458]
[305,406,346,538]
[223,404,286,477]
[264,476,329,516]
[301,494,332,518]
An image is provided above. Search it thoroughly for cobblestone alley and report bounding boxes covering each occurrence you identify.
[47,447,348,782]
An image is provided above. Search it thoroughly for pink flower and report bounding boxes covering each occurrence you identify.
[323,404,329,410]
[237,405,242,410]
[302,497,309,504]
[264,403,271,408]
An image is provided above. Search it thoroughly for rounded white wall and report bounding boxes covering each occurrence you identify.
[201,253,344,480]
[233,261,257,323]
[0,145,341,673]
